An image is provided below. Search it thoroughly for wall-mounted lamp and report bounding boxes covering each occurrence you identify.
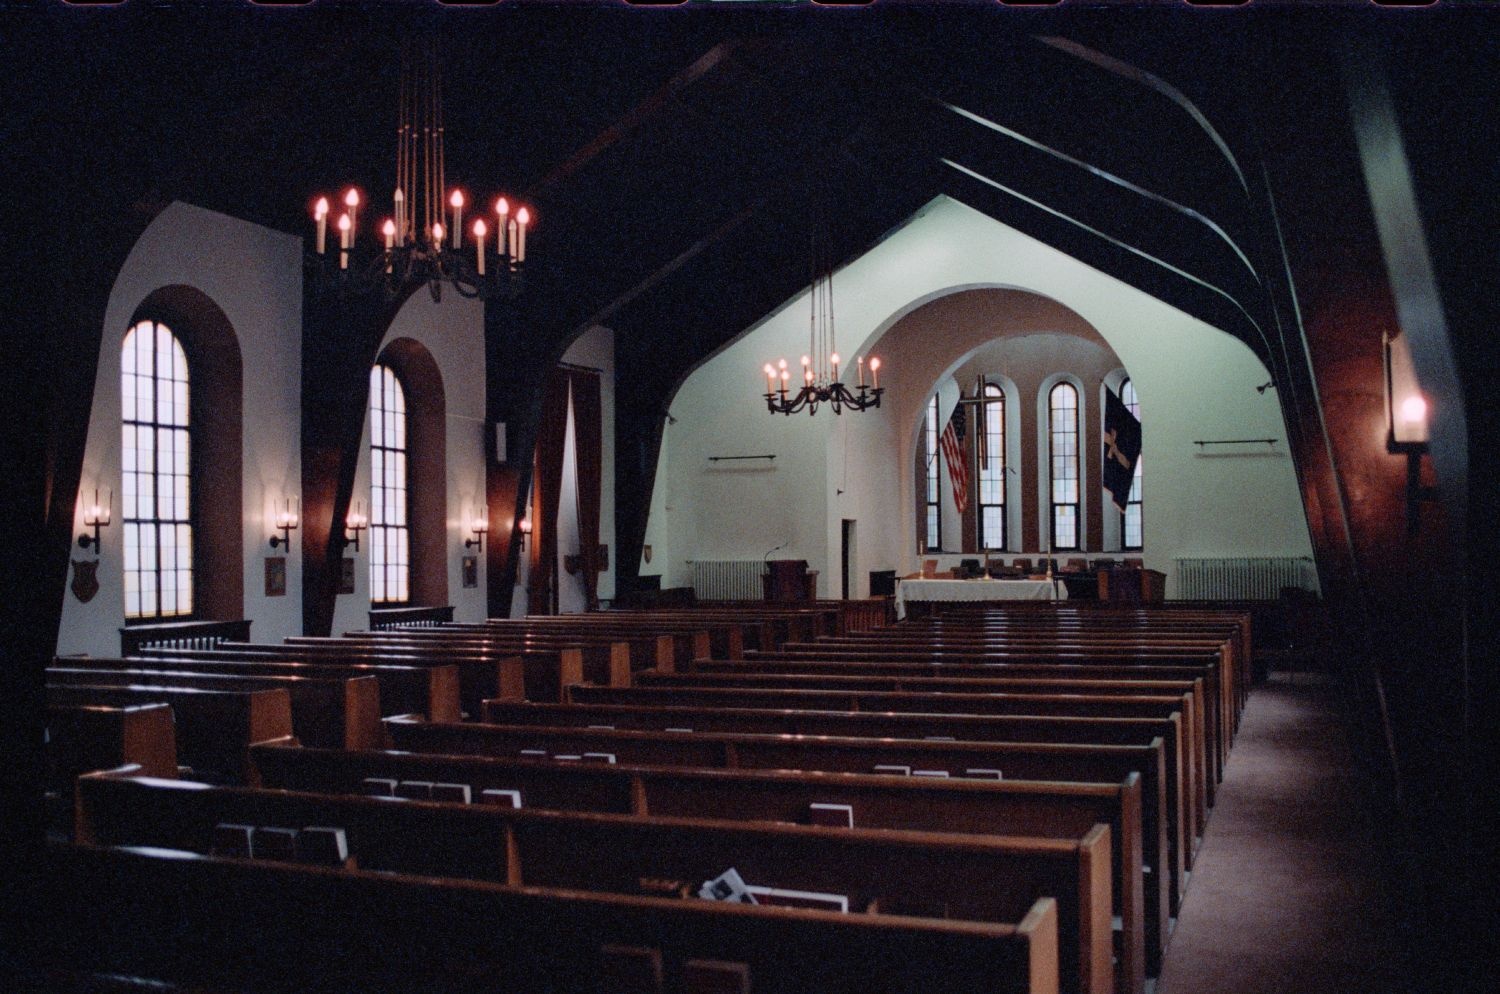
[342,500,368,553]
[1383,330,1437,534]
[77,487,112,555]
[465,509,489,552]
[517,516,532,550]
[269,497,300,550]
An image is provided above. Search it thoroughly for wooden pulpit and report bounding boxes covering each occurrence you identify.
[763,559,817,602]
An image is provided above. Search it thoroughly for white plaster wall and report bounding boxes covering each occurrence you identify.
[60,202,302,655]
[651,195,1314,598]
[332,291,489,634]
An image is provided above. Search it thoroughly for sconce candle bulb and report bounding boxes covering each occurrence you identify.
[269,497,300,550]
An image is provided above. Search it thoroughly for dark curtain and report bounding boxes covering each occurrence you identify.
[569,368,604,610]
[528,368,570,615]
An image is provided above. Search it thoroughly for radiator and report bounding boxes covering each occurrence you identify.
[1173,556,1313,601]
[690,560,764,601]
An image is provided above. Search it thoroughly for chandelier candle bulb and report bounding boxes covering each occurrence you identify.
[344,188,360,237]
[830,353,840,381]
[870,357,881,390]
[314,198,329,255]
[508,218,519,263]
[394,188,405,242]
[517,208,530,264]
[496,198,509,255]
[857,355,865,387]
[764,364,775,393]
[473,219,487,276]
[338,214,351,269]
[450,190,463,248]
[432,223,444,249]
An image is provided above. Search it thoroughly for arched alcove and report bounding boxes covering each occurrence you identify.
[374,337,448,608]
[128,284,244,622]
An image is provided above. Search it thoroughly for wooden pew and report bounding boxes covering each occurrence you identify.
[78,773,1111,994]
[251,740,1149,992]
[723,651,1227,782]
[133,649,463,722]
[805,633,1237,735]
[639,668,1217,808]
[48,665,381,752]
[402,711,1179,926]
[196,640,535,708]
[43,842,1059,994]
[467,618,707,672]
[46,703,179,787]
[570,682,1205,848]
[474,700,1183,895]
[45,703,179,835]
[312,631,632,690]
[45,685,293,784]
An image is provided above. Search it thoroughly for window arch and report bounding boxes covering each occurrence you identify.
[369,363,410,603]
[978,382,1006,550]
[368,337,448,608]
[923,395,941,551]
[1121,377,1143,550]
[1048,382,1081,551]
[122,320,193,620]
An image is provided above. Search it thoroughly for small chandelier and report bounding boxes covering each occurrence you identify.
[307,38,531,303]
[761,239,884,416]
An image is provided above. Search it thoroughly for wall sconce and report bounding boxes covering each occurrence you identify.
[465,509,489,552]
[1383,330,1438,534]
[517,516,532,550]
[269,497,300,550]
[341,500,368,553]
[77,487,112,554]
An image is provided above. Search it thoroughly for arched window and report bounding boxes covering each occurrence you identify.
[978,382,1006,550]
[122,320,193,620]
[369,363,410,603]
[924,395,941,551]
[1048,382,1080,551]
[1121,377,1143,550]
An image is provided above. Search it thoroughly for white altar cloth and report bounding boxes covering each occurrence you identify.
[894,577,1067,620]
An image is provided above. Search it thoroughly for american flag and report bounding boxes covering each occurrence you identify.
[939,411,970,516]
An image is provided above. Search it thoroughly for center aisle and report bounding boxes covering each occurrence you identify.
[1154,674,1409,994]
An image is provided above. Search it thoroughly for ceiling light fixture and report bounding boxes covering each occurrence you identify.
[762,235,884,417]
[307,37,531,302]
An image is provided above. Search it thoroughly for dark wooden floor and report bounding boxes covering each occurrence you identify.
[1157,673,1410,994]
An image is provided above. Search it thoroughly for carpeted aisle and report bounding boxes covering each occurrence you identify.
[1154,673,1409,994]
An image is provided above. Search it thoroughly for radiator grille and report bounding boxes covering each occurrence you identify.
[689,560,764,601]
[1173,556,1314,600]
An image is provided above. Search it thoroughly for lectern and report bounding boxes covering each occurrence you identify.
[763,559,817,602]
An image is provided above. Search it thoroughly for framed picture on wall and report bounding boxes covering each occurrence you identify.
[265,556,286,597]
[462,554,478,589]
[339,557,356,595]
